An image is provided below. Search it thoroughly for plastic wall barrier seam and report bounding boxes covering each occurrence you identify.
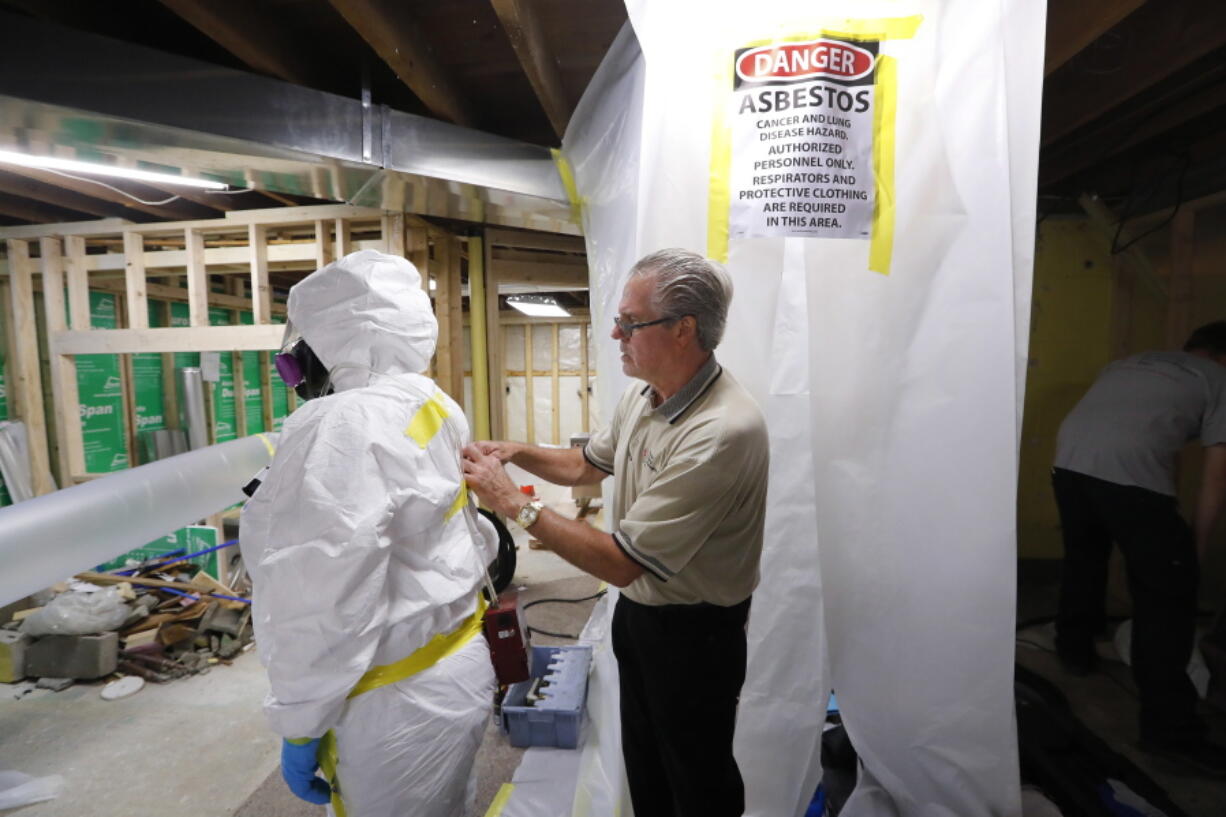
[552,149,584,225]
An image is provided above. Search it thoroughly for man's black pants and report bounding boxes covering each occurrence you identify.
[612,594,750,817]
[1051,467,1202,744]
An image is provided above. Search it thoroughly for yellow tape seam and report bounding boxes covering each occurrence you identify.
[552,148,584,226]
[868,55,898,276]
[347,595,488,699]
[256,433,276,459]
[483,783,517,817]
[318,729,347,817]
[445,482,469,522]
[405,392,450,449]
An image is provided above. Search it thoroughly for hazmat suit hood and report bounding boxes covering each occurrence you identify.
[287,250,437,392]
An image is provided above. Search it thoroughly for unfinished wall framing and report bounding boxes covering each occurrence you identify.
[0,208,598,511]
[478,228,592,443]
[1018,192,1226,605]
[0,206,467,496]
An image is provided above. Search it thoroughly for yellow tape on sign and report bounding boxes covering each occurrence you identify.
[707,52,736,264]
[869,55,898,275]
[706,16,921,275]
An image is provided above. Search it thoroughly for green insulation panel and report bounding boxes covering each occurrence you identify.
[239,311,265,434]
[271,366,289,430]
[209,307,237,443]
[76,292,128,473]
[132,301,167,462]
[168,302,200,369]
[97,525,221,579]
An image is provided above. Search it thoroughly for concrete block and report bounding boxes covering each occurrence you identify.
[0,596,34,626]
[0,630,32,682]
[36,677,74,692]
[25,633,118,679]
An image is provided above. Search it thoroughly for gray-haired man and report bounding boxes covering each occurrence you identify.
[463,248,769,817]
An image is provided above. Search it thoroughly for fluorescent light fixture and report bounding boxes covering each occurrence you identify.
[506,295,571,318]
[0,149,228,190]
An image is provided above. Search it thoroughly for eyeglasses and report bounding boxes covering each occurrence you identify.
[613,315,677,338]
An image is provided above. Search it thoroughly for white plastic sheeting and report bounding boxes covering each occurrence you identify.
[560,1,1043,815]
[501,324,598,446]
[0,420,45,503]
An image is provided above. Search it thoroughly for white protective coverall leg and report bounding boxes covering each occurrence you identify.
[239,249,498,817]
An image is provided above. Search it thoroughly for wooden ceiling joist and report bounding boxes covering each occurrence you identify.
[156,0,320,87]
[0,169,122,219]
[328,0,477,127]
[0,191,87,224]
[1044,0,1147,76]
[1041,74,1226,186]
[0,166,205,221]
[1042,0,1226,147]
[490,0,571,140]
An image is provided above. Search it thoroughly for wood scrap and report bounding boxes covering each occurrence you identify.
[157,623,196,647]
[76,571,246,603]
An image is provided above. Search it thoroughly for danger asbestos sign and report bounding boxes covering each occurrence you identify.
[728,37,880,241]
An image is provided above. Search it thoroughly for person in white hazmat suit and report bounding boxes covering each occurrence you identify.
[239,249,498,817]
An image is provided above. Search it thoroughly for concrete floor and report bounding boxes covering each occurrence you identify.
[9,524,1224,816]
[1016,559,1226,816]
[0,645,280,816]
[0,496,599,817]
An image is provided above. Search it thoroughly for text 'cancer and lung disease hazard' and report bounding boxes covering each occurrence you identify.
[729,37,879,241]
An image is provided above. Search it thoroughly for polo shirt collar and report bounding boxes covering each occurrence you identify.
[640,354,723,423]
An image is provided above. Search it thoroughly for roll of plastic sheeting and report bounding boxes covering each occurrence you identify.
[0,433,277,606]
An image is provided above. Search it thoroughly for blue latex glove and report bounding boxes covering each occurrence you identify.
[280,738,332,805]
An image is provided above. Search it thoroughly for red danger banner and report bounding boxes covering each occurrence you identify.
[728,35,880,241]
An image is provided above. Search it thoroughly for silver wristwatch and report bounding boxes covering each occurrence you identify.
[515,499,545,530]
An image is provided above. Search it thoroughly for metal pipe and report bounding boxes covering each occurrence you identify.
[0,433,276,606]
[468,235,492,440]
[177,368,209,450]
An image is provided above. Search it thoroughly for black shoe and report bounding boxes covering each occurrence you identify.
[1138,738,1226,779]
[1056,650,1097,677]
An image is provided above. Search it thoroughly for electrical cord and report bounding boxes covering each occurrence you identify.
[1109,151,1190,255]
[527,626,581,640]
[523,589,609,640]
[523,589,607,611]
[41,167,182,205]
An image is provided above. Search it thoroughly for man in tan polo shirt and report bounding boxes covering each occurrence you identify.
[462,248,769,817]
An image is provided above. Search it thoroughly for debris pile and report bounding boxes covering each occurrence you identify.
[0,543,253,697]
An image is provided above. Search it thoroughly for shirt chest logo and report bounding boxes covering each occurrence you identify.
[641,446,659,472]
